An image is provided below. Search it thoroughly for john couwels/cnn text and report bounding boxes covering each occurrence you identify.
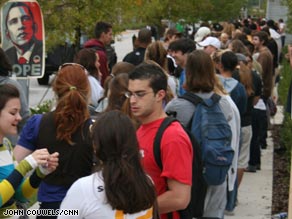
[3,208,79,217]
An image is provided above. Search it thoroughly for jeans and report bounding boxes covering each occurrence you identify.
[249,108,267,166]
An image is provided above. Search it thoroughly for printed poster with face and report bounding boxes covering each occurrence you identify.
[1,0,45,78]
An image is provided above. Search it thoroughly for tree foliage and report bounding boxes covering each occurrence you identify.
[36,0,136,51]
[200,0,248,22]
[285,0,292,31]
[0,0,247,51]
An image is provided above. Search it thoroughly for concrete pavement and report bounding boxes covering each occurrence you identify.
[225,106,284,219]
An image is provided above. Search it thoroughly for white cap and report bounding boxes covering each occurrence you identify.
[194,27,211,42]
[199,36,221,49]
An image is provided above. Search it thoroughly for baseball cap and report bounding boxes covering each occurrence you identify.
[194,27,211,43]
[235,53,247,62]
[199,36,221,49]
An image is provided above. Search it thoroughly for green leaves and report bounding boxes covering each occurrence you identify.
[0,0,249,52]
[30,99,53,115]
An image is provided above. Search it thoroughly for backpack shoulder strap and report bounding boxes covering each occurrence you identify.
[178,92,202,130]
[180,92,202,106]
[92,45,104,51]
[202,93,221,107]
[153,117,177,170]
[180,92,222,106]
[210,93,221,104]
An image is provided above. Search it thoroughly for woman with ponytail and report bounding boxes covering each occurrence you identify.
[13,63,94,218]
[58,111,157,219]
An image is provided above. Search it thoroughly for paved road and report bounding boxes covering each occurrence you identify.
[28,29,138,108]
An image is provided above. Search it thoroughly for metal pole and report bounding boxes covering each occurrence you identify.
[17,78,30,106]
[266,0,270,18]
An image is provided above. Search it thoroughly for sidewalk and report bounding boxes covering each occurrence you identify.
[225,106,284,219]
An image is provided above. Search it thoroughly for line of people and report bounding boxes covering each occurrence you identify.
[0,17,281,219]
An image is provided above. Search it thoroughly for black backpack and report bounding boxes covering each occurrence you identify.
[90,44,117,72]
[153,117,207,219]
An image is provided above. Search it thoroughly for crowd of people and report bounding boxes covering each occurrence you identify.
[0,13,287,219]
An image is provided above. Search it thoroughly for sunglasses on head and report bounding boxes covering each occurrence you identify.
[58,63,89,75]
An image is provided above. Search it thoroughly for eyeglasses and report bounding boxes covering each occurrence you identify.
[58,63,89,75]
[124,91,153,99]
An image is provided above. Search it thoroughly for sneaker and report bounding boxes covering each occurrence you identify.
[225,210,235,216]
[245,165,257,172]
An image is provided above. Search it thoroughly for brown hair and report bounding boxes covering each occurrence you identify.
[164,28,182,42]
[214,76,227,95]
[92,111,156,213]
[105,73,139,128]
[74,48,99,79]
[185,50,216,92]
[238,61,254,97]
[251,31,269,46]
[102,62,135,99]
[229,39,250,56]
[53,64,90,144]
[105,73,129,112]
[144,41,168,72]
[228,43,255,97]
[0,84,19,111]
[222,22,235,38]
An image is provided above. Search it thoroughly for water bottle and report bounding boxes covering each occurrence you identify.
[271,212,288,219]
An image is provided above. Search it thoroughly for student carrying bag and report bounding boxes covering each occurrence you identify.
[180,92,234,186]
[153,117,207,219]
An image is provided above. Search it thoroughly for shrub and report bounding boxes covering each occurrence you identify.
[278,50,292,161]
[30,99,53,115]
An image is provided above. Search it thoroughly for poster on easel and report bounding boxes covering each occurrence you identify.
[1,0,45,78]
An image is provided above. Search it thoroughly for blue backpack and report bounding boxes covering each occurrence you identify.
[180,92,234,186]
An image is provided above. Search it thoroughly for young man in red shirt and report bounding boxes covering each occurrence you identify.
[127,62,193,219]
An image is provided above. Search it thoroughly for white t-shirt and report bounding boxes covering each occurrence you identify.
[58,172,153,219]
[279,22,286,36]
[88,75,104,108]
[167,75,178,97]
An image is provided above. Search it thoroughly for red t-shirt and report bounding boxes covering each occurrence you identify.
[137,118,193,219]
